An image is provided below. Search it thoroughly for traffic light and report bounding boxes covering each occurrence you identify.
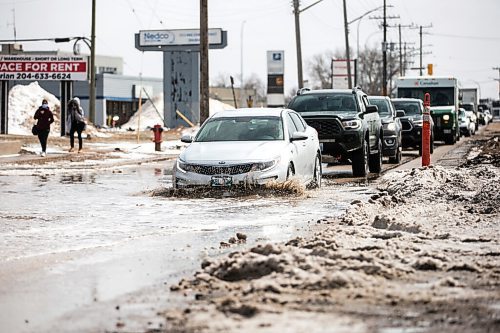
[427,63,433,76]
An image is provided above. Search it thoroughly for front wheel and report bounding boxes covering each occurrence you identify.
[389,144,402,164]
[368,138,383,173]
[308,154,322,189]
[352,139,369,177]
[286,163,295,180]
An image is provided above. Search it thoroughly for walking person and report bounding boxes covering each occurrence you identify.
[34,99,54,157]
[67,97,86,153]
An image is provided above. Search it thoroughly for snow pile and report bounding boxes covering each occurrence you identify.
[122,93,234,130]
[122,94,164,130]
[8,82,61,136]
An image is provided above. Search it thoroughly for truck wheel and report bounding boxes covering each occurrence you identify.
[444,134,456,145]
[389,144,401,164]
[352,139,369,177]
[308,154,322,189]
[369,138,383,173]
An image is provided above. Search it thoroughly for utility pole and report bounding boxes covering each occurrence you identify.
[292,0,324,89]
[494,67,500,100]
[293,0,303,89]
[200,0,209,123]
[89,0,96,123]
[383,0,387,95]
[369,4,398,95]
[410,24,432,76]
[342,0,352,89]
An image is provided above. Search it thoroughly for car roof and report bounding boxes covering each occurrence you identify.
[210,108,288,119]
[392,98,422,103]
[300,89,355,95]
[368,95,390,100]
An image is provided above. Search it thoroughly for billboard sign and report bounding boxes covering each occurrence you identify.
[332,59,356,89]
[139,28,223,47]
[267,50,285,106]
[0,55,87,81]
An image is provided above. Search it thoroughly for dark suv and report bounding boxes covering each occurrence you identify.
[288,88,383,177]
[368,96,403,164]
[392,98,434,155]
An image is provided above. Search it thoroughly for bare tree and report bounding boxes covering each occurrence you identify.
[306,51,334,89]
[243,73,266,106]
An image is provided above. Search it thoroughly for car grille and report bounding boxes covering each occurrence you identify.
[188,163,254,175]
[303,118,342,139]
[401,120,412,131]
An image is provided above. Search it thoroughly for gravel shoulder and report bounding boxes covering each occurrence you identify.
[159,122,500,333]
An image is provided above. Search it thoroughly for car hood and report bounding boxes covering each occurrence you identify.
[299,111,359,120]
[380,115,394,124]
[400,114,422,122]
[180,141,288,164]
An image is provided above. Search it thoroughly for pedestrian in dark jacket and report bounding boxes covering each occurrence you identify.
[33,99,54,157]
[67,97,86,152]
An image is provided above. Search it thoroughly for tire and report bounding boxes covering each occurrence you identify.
[352,139,369,177]
[308,154,322,189]
[389,144,402,164]
[444,133,456,145]
[286,163,295,180]
[465,128,471,137]
[369,137,383,173]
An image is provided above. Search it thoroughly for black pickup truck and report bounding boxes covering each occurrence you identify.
[288,87,383,177]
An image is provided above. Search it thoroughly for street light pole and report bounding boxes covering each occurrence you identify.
[342,0,352,89]
[89,0,96,123]
[240,20,246,108]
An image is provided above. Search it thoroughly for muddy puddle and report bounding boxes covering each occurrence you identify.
[0,161,375,332]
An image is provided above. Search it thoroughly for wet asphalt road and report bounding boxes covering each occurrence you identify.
[0,160,382,333]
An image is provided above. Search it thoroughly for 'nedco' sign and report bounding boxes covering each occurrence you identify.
[139,28,223,46]
[0,55,87,81]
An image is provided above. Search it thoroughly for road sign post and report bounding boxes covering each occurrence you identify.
[422,92,431,166]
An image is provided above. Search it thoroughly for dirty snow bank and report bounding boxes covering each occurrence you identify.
[162,149,500,332]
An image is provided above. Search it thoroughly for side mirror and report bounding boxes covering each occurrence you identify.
[290,131,308,141]
[180,135,193,143]
[396,110,406,117]
[365,105,378,114]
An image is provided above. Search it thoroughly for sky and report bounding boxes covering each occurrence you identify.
[0,0,499,99]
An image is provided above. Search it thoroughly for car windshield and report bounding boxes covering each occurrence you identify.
[368,98,391,115]
[393,101,421,116]
[398,87,455,106]
[460,104,474,112]
[195,116,284,142]
[288,93,357,112]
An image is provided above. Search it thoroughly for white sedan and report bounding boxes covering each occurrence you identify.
[173,108,321,189]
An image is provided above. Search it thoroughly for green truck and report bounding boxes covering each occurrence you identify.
[396,76,460,145]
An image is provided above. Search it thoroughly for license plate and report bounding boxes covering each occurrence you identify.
[211,176,232,187]
[443,129,451,133]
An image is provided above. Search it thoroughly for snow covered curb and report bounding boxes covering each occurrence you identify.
[161,163,500,332]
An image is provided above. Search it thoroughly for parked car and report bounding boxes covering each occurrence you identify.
[172,108,321,189]
[483,110,493,125]
[460,102,479,130]
[368,96,403,164]
[459,108,475,137]
[392,98,435,155]
[288,87,383,177]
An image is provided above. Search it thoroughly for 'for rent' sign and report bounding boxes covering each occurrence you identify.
[0,55,87,81]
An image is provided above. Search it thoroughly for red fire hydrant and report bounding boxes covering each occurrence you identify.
[152,124,163,152]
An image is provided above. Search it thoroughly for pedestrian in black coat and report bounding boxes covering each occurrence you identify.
[33,99,54,157]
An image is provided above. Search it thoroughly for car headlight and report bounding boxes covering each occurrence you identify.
[385,122,396,131]
[342,120,361,129]
[413,119,423,127]
[176,159,194,173]
[443,114,450,121]
[251,157,280,172]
